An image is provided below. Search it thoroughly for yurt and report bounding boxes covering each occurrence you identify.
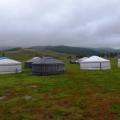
[32,58,64,75]
[118,59,120,67]
[80,56,111,70]
[25,57,41,68]
[0,57,22,74]
[76,57,88,63]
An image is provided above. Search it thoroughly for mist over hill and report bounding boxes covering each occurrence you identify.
[29,46,120,57]
[0,45,120,57]
[0,46,14,51]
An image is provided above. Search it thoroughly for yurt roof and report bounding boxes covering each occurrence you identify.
[78,57,88,62]
[33,58,64,65]
[0,58,21,65]
[81,56,109,63]
[26,57,41,63]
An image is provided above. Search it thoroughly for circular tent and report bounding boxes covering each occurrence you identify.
[118,59,120,67]
[32,58,64,75]
[0,57,22,74]
[76,57,88,63]
[25,57,41,68]
[80,56,111,70]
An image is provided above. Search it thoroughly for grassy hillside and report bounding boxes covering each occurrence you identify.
[30,46,120,57]
[0,50,119,119]
[4,48,68,61]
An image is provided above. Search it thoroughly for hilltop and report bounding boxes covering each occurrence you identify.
[0,46,120,60]
[29,46,120,57]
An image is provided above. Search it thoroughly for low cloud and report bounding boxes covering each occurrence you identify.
[0,0,120,48]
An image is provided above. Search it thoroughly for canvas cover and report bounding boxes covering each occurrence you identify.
[118,59,120,67]
[0,58,22,73]
[77,57,88,63]
[80,56,111,70]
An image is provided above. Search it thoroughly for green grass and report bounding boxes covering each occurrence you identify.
[0,50,120,119]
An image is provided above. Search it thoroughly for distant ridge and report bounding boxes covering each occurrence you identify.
[29,45,120,56]
[1,45,120,57]
[0,46,14,51]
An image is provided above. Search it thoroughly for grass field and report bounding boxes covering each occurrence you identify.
[0,50,120,120]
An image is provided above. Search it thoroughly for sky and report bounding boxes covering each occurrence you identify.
[0,0,120,48]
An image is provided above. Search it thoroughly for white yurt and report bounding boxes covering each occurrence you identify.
[77,57,88,63]
[0,57,22,74]
[25,57,41,68]
[80,56,111,70]
[118,59,120,67]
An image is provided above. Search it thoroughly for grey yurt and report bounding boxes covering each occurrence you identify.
[32,58,64,75]
[25,57,41,68]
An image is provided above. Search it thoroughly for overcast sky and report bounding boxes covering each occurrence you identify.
[0,0,120,48]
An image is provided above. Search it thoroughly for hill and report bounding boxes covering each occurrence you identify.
[0,46,120,59]
[30,46,120,57]
[3,48,68,61]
